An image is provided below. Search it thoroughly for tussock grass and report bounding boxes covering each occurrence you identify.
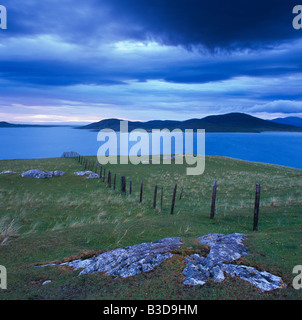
[0,217,20,246]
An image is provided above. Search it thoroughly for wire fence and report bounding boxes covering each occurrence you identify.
[62,151,302,231]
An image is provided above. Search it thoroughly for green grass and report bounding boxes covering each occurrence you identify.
[0,155,301,300]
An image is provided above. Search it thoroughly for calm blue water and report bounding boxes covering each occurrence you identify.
[0,127,301,170]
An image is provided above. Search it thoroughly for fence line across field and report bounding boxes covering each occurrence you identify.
[62,151,301,231]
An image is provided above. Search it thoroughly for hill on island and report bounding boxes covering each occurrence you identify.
[271,116,302,128]
[78,113,302,132]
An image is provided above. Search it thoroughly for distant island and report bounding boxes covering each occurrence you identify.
[270,117,302,128]
[0,121,75,128]
[2,113,302,132]
[77,113,302,133]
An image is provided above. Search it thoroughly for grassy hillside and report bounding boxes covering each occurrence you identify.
[0,156,301,300]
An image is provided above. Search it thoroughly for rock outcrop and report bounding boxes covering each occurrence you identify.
[21,170,65,178]
[183,233,286,292]
[63,237,182,277]
[73,171,100,179]
[37,233,286,292]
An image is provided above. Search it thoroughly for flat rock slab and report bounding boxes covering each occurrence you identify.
[37,233,286,292]
[21,170,65,178]
[221,264,286,292]
[183,233,286,292]
[39,237,182,278]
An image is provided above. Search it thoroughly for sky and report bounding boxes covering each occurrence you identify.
[0,0,302,124]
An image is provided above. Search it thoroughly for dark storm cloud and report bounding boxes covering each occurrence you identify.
[0,38,300,88]
[4,0,109,42]
[3,0,300,50]
[0,59,127,86]
[103,0,300,50]
[2,0,301,87]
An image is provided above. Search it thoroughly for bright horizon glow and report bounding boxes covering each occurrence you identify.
[2,111,302,125]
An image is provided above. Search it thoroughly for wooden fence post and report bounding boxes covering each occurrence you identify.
[121,176,126,195]
[179,186,184,200]
[253,184,261,231]
[129,179,132,195]
[139,180,143,203]
[210,180,217,219]
[107,170,111,188]
[170,183,177,215]
[113,174,116,190]
[153,185,158,209]
[103,168,106,182]
[160,187,163,212]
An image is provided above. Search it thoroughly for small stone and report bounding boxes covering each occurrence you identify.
[74,171,100,179]
[0,170,16,175]
[42,280,52,286]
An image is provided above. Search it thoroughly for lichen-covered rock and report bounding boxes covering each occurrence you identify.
[183,254,209,285]
[21,169,65,178]
[37,233,286,292]
[61,237,182,278]
[221,264,286,292]
[183,233,286,292]
[53,170,65,176]
[21,170,54,179]
[74,171,99,179]
[197,233,249,267]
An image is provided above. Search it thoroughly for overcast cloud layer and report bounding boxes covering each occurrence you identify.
[0,0,301,123]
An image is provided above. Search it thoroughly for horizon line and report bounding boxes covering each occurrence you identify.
[1,112,296,126]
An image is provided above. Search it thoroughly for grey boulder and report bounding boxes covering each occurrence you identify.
[53,170,65,176]
[21,169,65,179]
[21,170,54,179]
[74,171,100,179]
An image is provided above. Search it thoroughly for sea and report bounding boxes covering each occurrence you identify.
[0,127,301,170]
